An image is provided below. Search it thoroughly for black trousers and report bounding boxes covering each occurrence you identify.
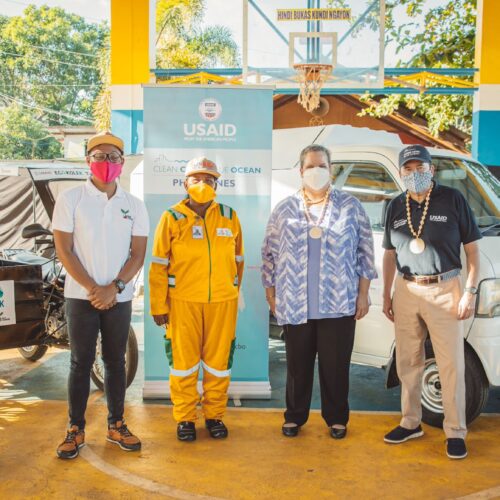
[284,316,356,427]
[66,298,132,429]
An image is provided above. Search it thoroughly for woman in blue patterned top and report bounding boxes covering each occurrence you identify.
[261,144,377,439]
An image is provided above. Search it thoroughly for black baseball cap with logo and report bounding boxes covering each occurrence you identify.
[399,144,432,168]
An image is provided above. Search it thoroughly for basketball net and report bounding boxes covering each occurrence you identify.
[294,64,333,113]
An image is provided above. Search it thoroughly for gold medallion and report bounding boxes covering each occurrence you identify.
[302,187,331,241]
[309,226,323,239]
[409,237,426,254]
[405,183,433,255]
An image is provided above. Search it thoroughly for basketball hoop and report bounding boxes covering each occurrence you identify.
[294,63,333,113]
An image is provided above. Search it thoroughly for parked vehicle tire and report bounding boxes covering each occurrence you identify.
[421,340,489,428]
[90,326,139,391]
[17,344,48,361]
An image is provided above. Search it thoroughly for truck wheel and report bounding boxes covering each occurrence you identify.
[18,345,48,362]
[421,340,489,428]
[90,326,139,391]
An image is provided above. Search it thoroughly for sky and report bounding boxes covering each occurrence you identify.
[0,0,450,67]
[0,0,110,22]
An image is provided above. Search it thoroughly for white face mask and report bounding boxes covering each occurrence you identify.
[302,167,331,191]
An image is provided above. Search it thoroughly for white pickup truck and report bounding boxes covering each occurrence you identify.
[272,126,500,427]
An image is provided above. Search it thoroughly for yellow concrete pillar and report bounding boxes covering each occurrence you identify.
[110,0,153,153]
[472,0,500,171]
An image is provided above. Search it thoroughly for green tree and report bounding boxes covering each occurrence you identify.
[0,6,108,126]
[156,0,239,70]
[0,104,62,159]
[359,0,476,138]
[93,36,111,132]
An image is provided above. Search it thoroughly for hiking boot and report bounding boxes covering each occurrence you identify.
[205,419,228,439]
[384,425,424,444]
[56,425,85,459]
[177,421,196,442]
[107,420,141,451]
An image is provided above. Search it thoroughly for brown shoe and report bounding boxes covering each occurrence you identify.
[107,420,141,451]
[56,425,85,459]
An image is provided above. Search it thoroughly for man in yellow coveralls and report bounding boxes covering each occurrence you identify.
[149,157,244,441]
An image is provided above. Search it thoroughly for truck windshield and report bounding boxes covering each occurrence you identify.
[432,157,500,226]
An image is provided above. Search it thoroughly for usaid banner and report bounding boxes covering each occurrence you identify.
[143,85,273,399]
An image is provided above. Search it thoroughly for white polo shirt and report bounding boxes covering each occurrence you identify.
[52,179,149,302]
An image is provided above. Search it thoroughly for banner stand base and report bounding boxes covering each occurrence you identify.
[142,380,272,400]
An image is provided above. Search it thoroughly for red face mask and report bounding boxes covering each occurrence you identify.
[90,161,122,183]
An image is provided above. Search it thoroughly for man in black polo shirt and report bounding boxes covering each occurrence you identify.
[382,144,481,460]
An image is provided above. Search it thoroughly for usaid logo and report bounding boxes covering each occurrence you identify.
[430,215,448,223]
[198,98,222,121]
[0,286,4,308]
[184,98,237,141]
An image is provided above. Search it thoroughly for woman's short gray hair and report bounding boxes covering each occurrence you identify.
[299,144,331,168]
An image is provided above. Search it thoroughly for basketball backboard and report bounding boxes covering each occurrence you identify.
[243,0,385,91]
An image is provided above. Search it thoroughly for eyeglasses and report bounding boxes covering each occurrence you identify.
[89,152,123,164]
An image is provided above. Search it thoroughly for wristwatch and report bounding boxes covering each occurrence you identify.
[113,278,126,294]
[464,286,478,295]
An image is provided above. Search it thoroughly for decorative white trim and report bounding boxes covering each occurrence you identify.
[473,84,500,112]
[111,84,144,110]
[201,360,231,378]
[142,380,272,399]
[151,256,170,265]
[169,362,200,377]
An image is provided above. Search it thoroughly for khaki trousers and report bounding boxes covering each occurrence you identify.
[393,275,467,439]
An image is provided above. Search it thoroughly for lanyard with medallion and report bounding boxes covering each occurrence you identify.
[406,183,433,254]
[302,187,331,239]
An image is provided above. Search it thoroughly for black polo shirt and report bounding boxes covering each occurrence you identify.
[383,183,482,275]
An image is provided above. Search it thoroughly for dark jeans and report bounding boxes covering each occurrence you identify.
[66,298,132,429]
[284,316,356,427]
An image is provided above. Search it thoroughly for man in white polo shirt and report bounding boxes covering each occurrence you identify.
[52,131,149,459]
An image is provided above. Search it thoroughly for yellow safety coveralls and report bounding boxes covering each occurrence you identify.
[149,199,244,422]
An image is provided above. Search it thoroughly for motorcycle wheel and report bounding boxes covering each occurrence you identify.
[90,326,139,391]
[18,345,48,362]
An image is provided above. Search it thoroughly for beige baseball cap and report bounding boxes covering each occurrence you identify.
[185,157,221,178]
[87,131,124,154]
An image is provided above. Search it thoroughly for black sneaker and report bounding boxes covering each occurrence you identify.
[446,438,467,459]
[384,425,424,444]
[205,419,228,439]
[282,423,300,437]
[177,421,196,442]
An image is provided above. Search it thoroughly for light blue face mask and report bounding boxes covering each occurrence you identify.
[401,170,433,194]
